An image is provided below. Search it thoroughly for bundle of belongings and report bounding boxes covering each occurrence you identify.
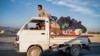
[50,16,87,36]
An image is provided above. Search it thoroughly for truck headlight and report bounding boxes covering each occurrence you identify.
[16,35,19,41]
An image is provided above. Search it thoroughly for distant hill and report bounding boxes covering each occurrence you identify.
[0,26,16,31]
[0,26,19,36]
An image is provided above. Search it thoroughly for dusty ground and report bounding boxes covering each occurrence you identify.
[89,34,100,43]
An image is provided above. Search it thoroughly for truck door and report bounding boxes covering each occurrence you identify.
[19,19,49,50]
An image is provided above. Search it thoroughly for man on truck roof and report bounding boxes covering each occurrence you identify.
[37,4,50,18]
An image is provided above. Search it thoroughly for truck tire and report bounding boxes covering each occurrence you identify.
[70,45,81,56]
[27,46,42,56]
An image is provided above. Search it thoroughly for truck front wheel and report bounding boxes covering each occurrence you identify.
[70,45,81,56]
[27,46,42,56]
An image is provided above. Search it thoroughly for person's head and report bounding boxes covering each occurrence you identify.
[38,4,42,10]
[41,25,45,30]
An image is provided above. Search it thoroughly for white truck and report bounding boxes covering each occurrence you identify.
[14,17,92,56]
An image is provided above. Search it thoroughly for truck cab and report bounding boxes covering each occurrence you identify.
[15,17,91,56]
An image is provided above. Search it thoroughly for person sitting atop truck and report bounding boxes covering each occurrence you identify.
[37,4,50,18]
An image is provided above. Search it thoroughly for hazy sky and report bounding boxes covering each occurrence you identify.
[0,0,100,32]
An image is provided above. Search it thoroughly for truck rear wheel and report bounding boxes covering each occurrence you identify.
[27,46,42,56]
[70,45,81,56]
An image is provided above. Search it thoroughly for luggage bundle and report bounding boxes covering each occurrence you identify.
[50,16,87,35]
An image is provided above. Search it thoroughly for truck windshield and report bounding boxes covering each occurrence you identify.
[24,20,45,30]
